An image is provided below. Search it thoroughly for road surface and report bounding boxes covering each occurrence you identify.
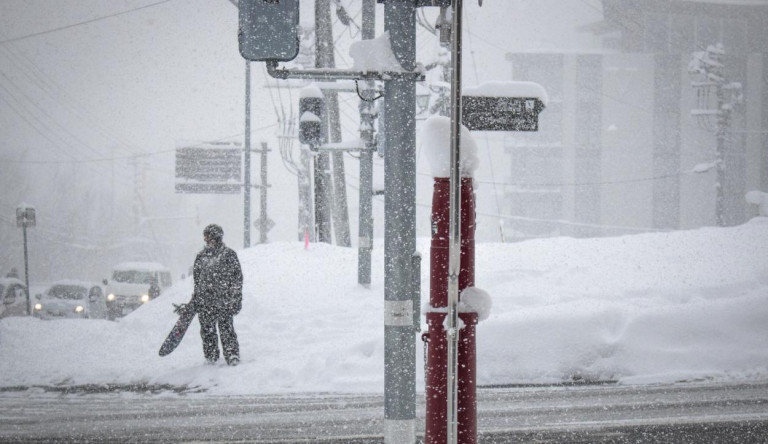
[0,381,766,442]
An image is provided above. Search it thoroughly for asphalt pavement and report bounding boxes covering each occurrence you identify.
[0,381,766,443]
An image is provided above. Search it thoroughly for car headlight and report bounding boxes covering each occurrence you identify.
[74,305,84,313]
[34,303,42,311]
[107,293,115,301]
[140,294,150,303]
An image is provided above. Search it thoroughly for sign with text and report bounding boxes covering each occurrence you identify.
[462,96,545,132]
[175,142,242,182]
[175,141,243,194]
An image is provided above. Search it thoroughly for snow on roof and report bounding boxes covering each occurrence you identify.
[112,262,169,272]
[48,279,98,289]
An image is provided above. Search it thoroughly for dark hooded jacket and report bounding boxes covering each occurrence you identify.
[191,242,243,316]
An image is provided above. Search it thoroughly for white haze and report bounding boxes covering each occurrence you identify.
[0,0,599,282]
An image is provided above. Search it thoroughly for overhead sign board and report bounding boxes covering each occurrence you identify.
[239,0,300,62]
[462,96,545,132]
[175,142,242,182]
[175,141,243,194]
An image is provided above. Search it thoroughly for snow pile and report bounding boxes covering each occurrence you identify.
[421,116,479,178]
[1,218,767,394]
[746,190,768,216]
[349,32,405,72]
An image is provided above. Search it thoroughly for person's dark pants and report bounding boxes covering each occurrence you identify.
[198,309,239,364]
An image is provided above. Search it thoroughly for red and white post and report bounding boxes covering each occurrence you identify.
[424,176,477,444]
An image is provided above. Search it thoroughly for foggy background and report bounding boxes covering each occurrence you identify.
[1,0,765,284]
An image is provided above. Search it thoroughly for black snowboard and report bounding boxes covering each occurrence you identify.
[158,303,196,357]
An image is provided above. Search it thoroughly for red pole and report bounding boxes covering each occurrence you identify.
[425,177,477,444]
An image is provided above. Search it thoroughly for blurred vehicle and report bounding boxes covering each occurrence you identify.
[32,280,107,320]
[104,262,172,320]
[0,277,29,319]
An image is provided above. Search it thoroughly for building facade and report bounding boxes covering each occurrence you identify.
[504,0,768,239]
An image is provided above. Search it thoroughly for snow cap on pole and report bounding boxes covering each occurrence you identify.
[422,115,479,178]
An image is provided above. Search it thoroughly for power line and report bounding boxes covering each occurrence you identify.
[0,124,279,164]
[0,0,174,45]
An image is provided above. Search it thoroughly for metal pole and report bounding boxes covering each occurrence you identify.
[383,1,417,443]
[23,224,30,315]
[260,141,269,243]
[447,1,463,443]
[315,0,352,247]
[314,0,333,244]
[244,61,252,248]
[716,85,726,227]
[358,0,376,287]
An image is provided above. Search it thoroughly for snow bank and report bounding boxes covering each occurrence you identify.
[1,219,767,394]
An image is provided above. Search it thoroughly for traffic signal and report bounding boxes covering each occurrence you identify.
[239,0,300,62]
[299,91,327,146]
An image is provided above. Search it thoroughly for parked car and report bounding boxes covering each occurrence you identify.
[33,280,107,320]
[104,262,172,320]
[0,277,29,319]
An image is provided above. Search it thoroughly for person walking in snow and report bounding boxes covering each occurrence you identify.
[190,224,243,366]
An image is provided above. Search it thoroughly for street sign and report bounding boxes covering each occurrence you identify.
[175,141,243,194]
[175,183,242,194]
[175,142,242,182]
[253,217,275,232]
[16,207,35,228]
[462,96,545,131]
[239,0,300,62]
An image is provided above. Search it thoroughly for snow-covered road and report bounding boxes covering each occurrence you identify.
[1,382,766,442]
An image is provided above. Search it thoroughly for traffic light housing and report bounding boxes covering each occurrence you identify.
[239,0,300,62]
[299,94,327,146]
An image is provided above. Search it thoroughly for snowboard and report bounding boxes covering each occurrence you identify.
[158,303,196,357]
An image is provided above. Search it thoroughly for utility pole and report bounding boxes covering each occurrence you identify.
[299,148,314,243]
[313,0,332,244]
[383,2,419,442]
[314,0,351,245]
[244,61,252,248]
[259,141,269,243]
[357,0,376,287]
[689,43,743,227]
[16,206,35,315]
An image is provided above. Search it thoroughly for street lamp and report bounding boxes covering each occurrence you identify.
[16,205,35,315]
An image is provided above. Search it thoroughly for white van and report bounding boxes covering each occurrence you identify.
[104,262,172,320]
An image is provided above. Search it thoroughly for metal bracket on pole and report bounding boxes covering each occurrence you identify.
[266,60,425,82]
[310,141,376,153]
